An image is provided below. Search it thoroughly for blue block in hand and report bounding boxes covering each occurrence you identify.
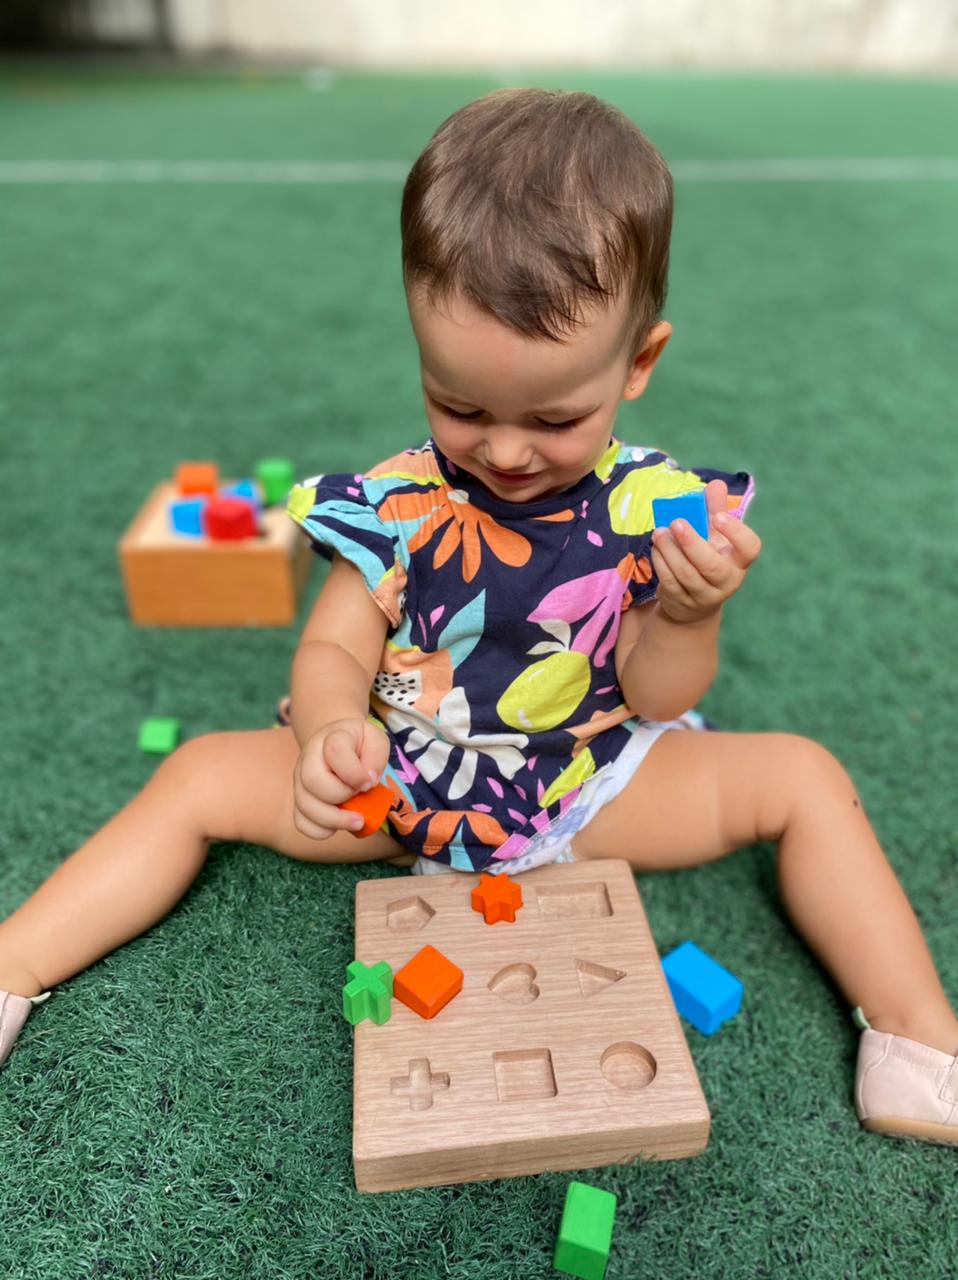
[661,941,743,1035]
[169,496,207,537]
[652,489,709,540]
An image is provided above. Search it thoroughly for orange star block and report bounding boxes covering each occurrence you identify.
[394,945,463,1020]
[471,872,523,925]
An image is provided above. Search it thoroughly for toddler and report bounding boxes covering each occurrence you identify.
[2,89,957,1146]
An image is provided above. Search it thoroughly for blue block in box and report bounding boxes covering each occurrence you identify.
[169,496,207,537]
[661,940,743,1035]
[221,479,261,509]
[652,489,709,540]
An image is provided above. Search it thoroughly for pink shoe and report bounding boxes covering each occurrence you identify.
[0,988,51,1070]
[855,1022,958,1145]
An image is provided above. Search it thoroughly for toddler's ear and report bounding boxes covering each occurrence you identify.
[624,321,672,400]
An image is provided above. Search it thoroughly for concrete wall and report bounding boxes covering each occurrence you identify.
[84,0,958,72]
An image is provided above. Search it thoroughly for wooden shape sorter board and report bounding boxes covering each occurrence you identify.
[352,859,710,1193]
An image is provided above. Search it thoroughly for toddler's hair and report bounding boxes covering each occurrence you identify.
[401,88,673,359]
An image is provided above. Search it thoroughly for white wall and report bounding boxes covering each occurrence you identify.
[86,0,958,72]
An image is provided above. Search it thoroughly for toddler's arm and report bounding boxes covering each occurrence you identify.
[287,554,391,837]
[616,603,721,722]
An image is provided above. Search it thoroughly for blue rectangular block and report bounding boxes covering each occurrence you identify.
[661,940,743,1035]
[168,496,207,537]
[652,489,709,540]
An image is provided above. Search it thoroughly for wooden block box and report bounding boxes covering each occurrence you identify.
[118,481,313,626]
[353,859,711,1193]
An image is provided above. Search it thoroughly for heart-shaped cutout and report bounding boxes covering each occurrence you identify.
[488,963,540,1004]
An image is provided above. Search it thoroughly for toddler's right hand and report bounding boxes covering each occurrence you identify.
[293,718,390,840]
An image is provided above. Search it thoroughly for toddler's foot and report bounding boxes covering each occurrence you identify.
[0,988,51,1071]
[854,1009,958,1145]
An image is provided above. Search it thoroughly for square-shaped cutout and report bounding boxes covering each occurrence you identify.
[492,1048,557,1102]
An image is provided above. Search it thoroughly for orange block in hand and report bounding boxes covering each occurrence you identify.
[340,782,394,838]
[471,871,523,924]
[175,461,219,497]
[394,945,463,1019]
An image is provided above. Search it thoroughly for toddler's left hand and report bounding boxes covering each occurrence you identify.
[651,479,761,625]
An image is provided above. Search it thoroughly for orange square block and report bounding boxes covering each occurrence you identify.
[394,945,463,1020]
[176,461,219,496]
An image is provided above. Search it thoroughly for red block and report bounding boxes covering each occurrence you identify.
[203,496,259,541]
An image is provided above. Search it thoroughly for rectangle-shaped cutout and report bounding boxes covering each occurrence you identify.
[535,881,612,920]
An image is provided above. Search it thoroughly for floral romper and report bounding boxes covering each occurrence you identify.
[280,436,755,872]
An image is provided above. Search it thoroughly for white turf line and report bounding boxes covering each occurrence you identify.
[0,158,957,184]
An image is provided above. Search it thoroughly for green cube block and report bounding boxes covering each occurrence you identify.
[254,457,296,507]
[138,717,181,755]
[343,960,393,1026]
[554,1182,617,1280]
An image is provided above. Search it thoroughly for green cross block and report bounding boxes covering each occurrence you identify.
[343,960,393,1026]
[254,457,296,507]
[554,1181,617,1280]
[138,717,181,755]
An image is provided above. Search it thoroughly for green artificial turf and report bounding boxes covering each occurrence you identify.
[1,63,957,1279]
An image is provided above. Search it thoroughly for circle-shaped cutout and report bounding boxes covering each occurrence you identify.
[600,1041,657,1091]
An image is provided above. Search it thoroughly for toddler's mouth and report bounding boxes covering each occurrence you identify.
[485,465,541,485]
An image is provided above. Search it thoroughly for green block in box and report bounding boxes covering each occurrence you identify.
[138,717,181,755]
[554,1182,616,1280]
[255,457,296,506]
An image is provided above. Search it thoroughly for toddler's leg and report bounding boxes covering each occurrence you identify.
[572,730,958,1057]
[0,726,410,1000]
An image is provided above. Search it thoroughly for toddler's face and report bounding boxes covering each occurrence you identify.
[407,288,671,504]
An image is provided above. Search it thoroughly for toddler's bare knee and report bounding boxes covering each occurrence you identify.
[149,733,236,837]
[772,733,859,822]
[154,733,225,782]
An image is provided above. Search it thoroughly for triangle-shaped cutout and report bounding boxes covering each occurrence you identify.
[576,958,626,997]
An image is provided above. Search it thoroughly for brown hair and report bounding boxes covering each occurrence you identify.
[401,88,673,360]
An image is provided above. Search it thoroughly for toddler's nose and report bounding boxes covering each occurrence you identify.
[484,437,535,474]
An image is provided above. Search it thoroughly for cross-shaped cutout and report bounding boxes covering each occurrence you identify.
[390,1057,451,1112]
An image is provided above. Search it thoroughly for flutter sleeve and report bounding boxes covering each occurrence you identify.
[609,447,756,608]
[287,471,407,628]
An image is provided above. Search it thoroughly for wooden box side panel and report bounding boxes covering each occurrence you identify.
[355,1112,710,1193]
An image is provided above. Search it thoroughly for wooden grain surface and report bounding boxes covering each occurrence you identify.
[353,859,710,1193]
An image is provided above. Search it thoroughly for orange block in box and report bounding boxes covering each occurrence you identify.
[176,461,219,496]
[394,945,463,1020]
[118,480,313,626]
